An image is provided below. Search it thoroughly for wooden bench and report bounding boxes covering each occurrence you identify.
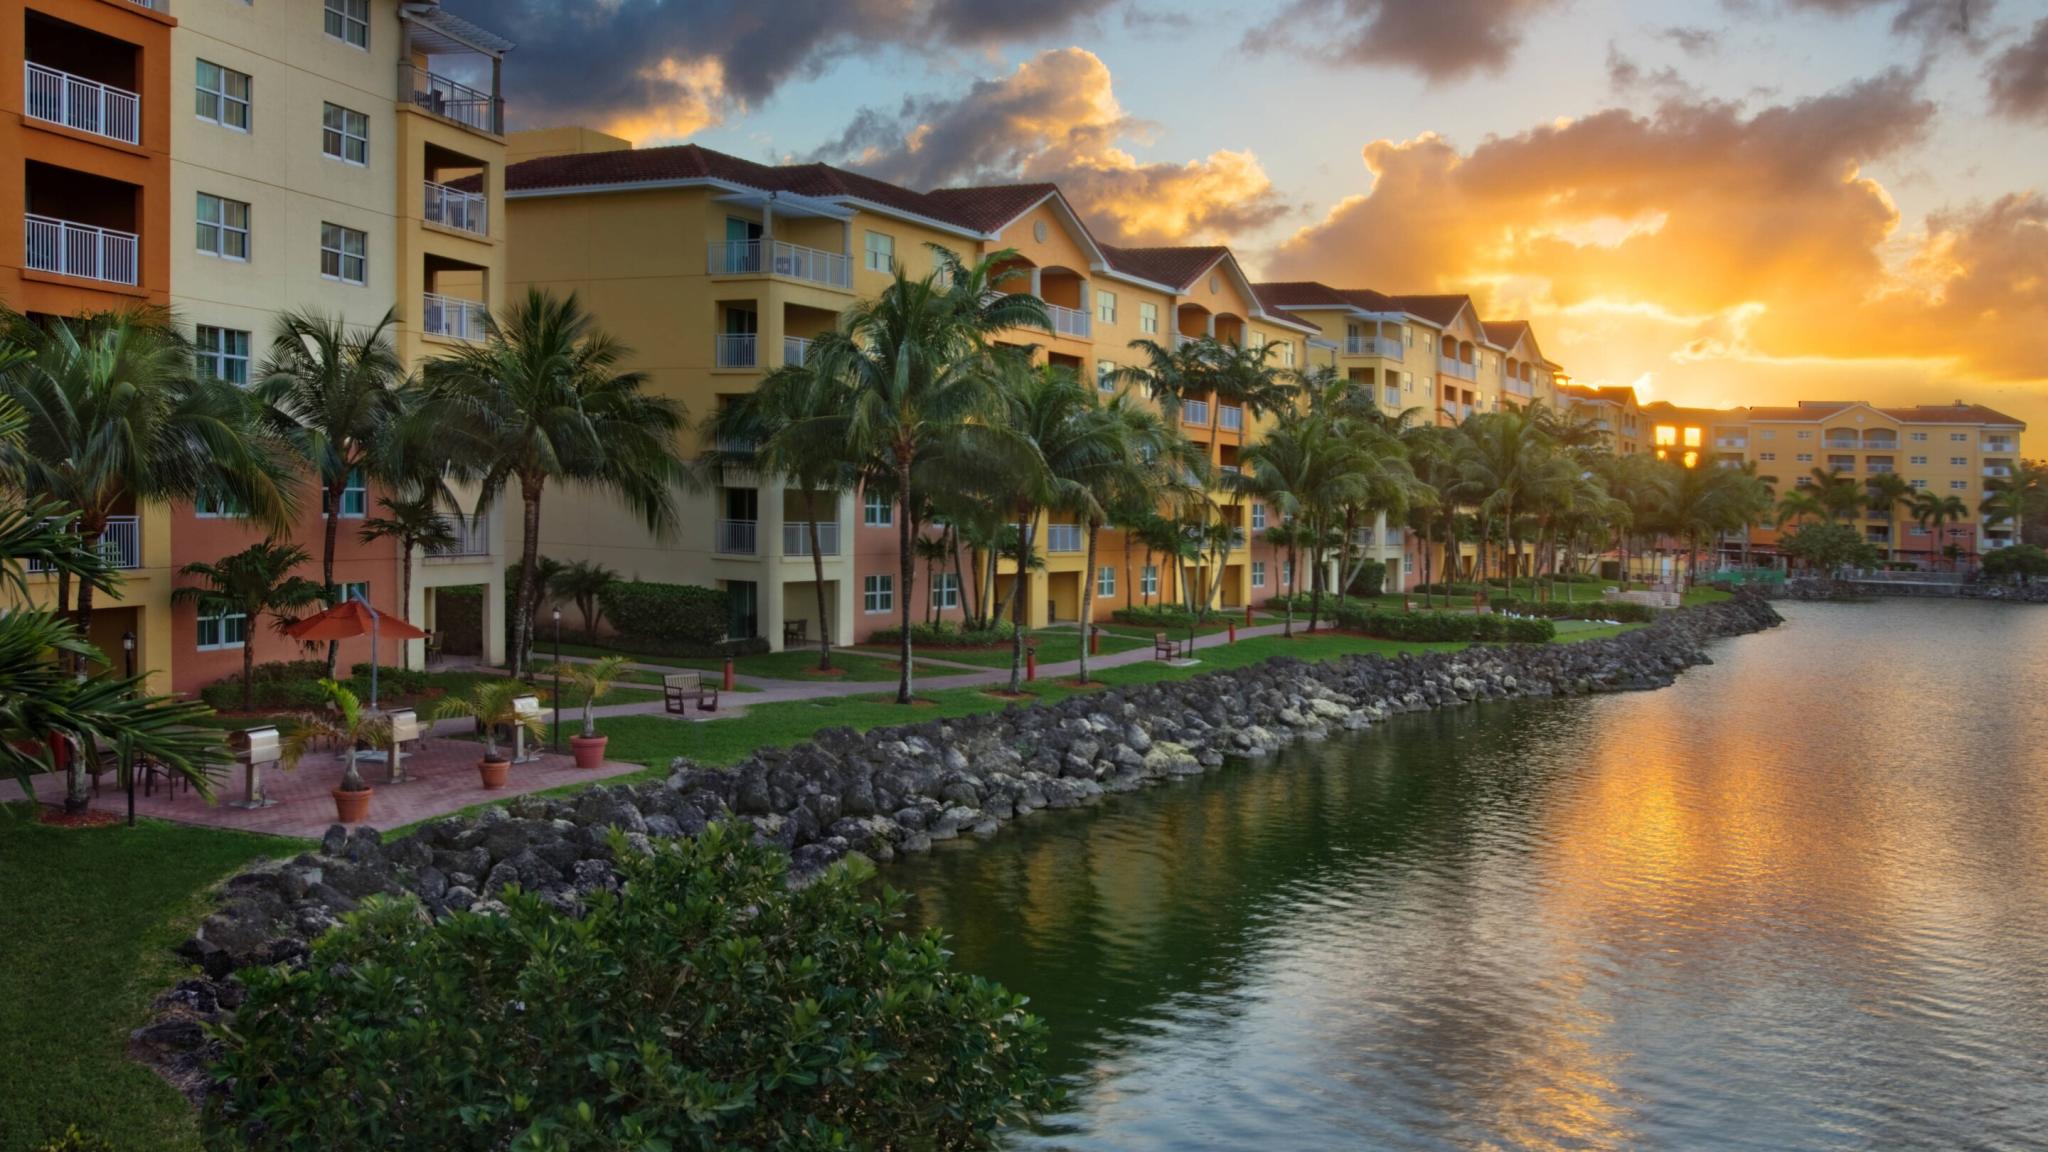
[662,671,720,714]
[783,618,807,645]
[1153,632,1182,661]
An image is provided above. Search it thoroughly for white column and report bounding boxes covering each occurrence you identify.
[1205,312,1217,337]
[1029,267,1042,297]
[759,481,786,651]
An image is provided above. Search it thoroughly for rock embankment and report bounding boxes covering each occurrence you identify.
[136,594,1781,1098]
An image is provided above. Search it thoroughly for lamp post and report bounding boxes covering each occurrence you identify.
[551,608,562,753]
[122,631,137,826]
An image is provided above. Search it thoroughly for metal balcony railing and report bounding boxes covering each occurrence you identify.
[782,521,840,557]
[1046,303,1092,339]
[1045,524,1083,553]
[422,292,488,341]
[716,519,757,555]
[27,516,139,572]
[1439,356,1477,381]
[1983,439,2018,453]
[1715,437,1747,448]
[25,62,140,145]
[783,336,812,366]
[1346,336,1401,357]
[714,333,757,368]
[423,180,487,235]
[705,239,853,289]
[426,514,490,558]
[24,215,137,284]
[399,62,501,134]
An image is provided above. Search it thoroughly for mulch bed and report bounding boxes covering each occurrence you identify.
[36,807,123,828]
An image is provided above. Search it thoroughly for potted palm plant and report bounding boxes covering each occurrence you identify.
[549,654,631,769]
[431,678,544,789]
[281,679,392,824]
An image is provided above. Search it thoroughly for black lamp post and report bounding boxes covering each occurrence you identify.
[551,607,562,753]
[121,631,136,827]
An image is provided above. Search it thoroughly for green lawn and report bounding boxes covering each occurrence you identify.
[1682,586,1734,607]
[861,627,1152,670]
[0,807,282,1152]
[552,641,901,684]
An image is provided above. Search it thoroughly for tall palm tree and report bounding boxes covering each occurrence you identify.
[1910,490,1971,571]
[1864,471,1914,566]
[914,534,954,625]
[425,289,690,677]
[1072,393,1176,684]
[1806,467,1864,524]
[172,540,327,710]
[1980,462,2042,553]
[356,493,458,667]
[1454,409,1553,598]
[549,558,618,645]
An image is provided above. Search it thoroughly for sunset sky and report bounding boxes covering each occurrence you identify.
[453,0,2048,433]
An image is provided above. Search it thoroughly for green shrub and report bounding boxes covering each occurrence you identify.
[206,826,1054,1149]
[1490,598,1656,623]
[1112,604,1205,628]
[597,581,730,646]
[1410,581,1490,597]
[349,662,432,696]
[199,662,332,712]
[33,1127,115,1152]
[1346,559,1389,596]
[1323,602,1554,643]
[868,620,1016,648]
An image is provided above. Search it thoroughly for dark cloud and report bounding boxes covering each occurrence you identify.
[1660,25,1723,55]
[1776,0,1993,41]
[1606,45,1703,102]
[1986,17,2048,122]
[927,0,1101,43]
[1247,0,1568,82]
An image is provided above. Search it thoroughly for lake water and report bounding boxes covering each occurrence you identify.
[891,599,2048,1150]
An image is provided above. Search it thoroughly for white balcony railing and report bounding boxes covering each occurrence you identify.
[1045,524,1083,553]
[27,516,140,572]
[1046,303,1092,339]
[1172,333,1198,349]
[1861,438,1898,450]
[1182,399,1210,426]
[1218,405,1244,432]
[705,239,853,290]
[716,519,757,555]
[24,214,137,285]
[1346,336,1401,358]
[782,521,840,557]
[1440,356,1477,381]
[1984,465,2013,479]
[423,180,487,235]
[426,514,490,558]
[715,333,757,368]
[1866,463,1895,474]
[1505,378,1533,397]
[1824,438,1861,449]
[25,63,140,145]
[782,336,812,366]
[1715,437,1747,449]
[400,63,501,135]
[1984,439,2018,453]
[422,293,488,341]
[1382,387,1401,408]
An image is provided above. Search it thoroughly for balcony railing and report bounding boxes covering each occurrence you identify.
[716,519,757,555]
[1218,405,1244,432]
[782,521,840,557]
[783,336,812,366]
[25,62,140,145]
[426,514,490,558]
[1505,378,1533,397]
[714,333,757,368]
[1439,356,1476,381]
[1172,333,1197,349]
[1230,529,1247,549]
[27,516,139,572]
[1346,336,1401,357]
[399,62,501,135]
[1182,399,1210,426]
[1823,437,1861,449]
[1861,438,1898,449]
[24,214,137,285]
[1866,463,1895,474]
[705,239,853,290]
[1046,303,1091,339]
[1382,387,1401,408]
[1984,439,2018,453]
[1984,465,2013,479]
[422,292,488,341]
[423,180,487,235]
[1045,524,1083,553]
[1715,437,1747,448]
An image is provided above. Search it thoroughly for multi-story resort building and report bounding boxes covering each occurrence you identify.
[6,0,513,692]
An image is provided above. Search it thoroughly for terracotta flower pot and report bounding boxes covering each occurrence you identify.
[331,786,373,824]
[570,733,609,770]
[477,758,510,790]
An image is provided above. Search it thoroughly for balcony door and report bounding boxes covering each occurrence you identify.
[726,580,758,640]
[724,217,763,273]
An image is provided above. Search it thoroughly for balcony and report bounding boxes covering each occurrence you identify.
[399,62,501,135]
[1866,462,1895,474]
[1382,387,1401,408]
[782,521,840,557]
[1219,464,1241,476]
[25,63,139,145]
[1862,437,1898,450]
[24,215,137,285]
[1983,438,2018,453]
[705,239,853,290]
[716,519,757,555]
[1439,356,1476,381]
[423,180,487,235]
[425,514,490,558]
[1046,303,1091,339]
[1172,333,1198,350]
[1984,465,2013,479]
[1218,405,1244,432]
[1823,437,1860,450]
[1045,523,1083,553]
[1182,399,1210,426]
[714,333,757,369]
[1346,336,1400,357]
[1715,437,1747,449]
[422,293,487,341]
[783,336,812,366]
[1505,378,1533,397]
[1230,528,1247,549]
[27,516,139,572]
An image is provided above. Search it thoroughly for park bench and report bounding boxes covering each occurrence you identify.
[1153,632,1182,661]
[662,671,720,714]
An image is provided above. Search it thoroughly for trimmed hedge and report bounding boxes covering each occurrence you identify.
[1323,601,1554,643]
[597,581,730,647]
[868,621,1016,648]
[1346,559,1389,597]
[1490,597,1656,623]
[1112,604,1207,629]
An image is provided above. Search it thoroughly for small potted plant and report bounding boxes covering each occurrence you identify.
[431,678,544,789]
[548,654,630,769]
[281,679,392,824]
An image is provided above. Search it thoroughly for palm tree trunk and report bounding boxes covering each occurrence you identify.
[950,529,971,630]
[1282,538,1297,638]
[511,475,544,679]
[398,554,414,671]
[242,635,257,712]
[1307,525,1325,634]
[894,464,916,705]
[805,491,832,672]
[1007,513,1034,694]
[63,515,106,812]
[1077,524,1099,684]
[322,477,345,677]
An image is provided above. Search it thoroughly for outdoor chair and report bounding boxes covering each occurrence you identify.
[662,671,720,714]
[783,619,807,645]
[1153,632,1182,661]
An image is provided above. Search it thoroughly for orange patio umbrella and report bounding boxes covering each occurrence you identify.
[285,598,426,708]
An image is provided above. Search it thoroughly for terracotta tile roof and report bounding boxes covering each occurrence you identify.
[921,183,1059,233]
[1740,405,1839,422]
[1481,320,1532,348]
[1091,245,1226,291]
[1882,403,2024,427]
[1390,294,1471,327]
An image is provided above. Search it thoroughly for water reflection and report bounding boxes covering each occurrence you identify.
[891,600,2048,1150]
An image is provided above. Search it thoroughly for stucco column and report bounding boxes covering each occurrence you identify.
[759,481,786,651]
[834,489,857,646]
[480,556,506,667]
[1029,267,1042,297]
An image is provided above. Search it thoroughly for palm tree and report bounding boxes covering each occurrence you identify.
[549,558,618,645]
[1775,487,1829,530]
[1910,490,1971,571]
[1864,471,1914,566]
[424,289,690,677]
[171,539,327,711]
[549,653,633,738]
[914,534,953,625]
[284,679,392,797]
[1980,462,2042,553]
[793,247,1049,703]
[356,493,458,667]
[1454,409,1552,598]
[1806,467,1864,524]
[1072,392,1177,684]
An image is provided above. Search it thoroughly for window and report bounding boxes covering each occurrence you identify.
[1141,564,1158,597]
[1422,332,1434,352]
[1796,453,1813,463]
[1251,503,1267,531]
[321,103,368,165]
[1096,359,1116,392]
[1097,566,1115,597]
[196,194,250,260]
[1282,560,1294,587]
[1951,456,1968,466]
[196,605,247,651]
[1950,433,1968,442]
[328,580,369,607]
[1139,302,1159,334]
[1402,371,1413,391]
[863,231,894,273]
[1910,478,1928,489]
[320,222,366,283]
[1759,452,1776,462]
[325,0,369,48]
[193,490,245,518]
[1279,340,1295,368]
[1910,455,1928,465]
[1097,290,1117,325]
[1405,327,1415,347]
[862,491,892,527]
[194,326,250,386]
[1760,430,1776,440]
[1951,481,1968,491]
[1404,553,1414,574]
[195,61,250,130]
[863,574,893,613]
[1796,430,1812,440]
[323,468,366,518]
[1251,560,1266,588]
[931,572,959,611]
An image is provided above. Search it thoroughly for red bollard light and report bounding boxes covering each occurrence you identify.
[1227,621,1237,644]
[1026,649,1038,682]
[722,657,735,692]
[1089,627,1100,655]
[1245,604,1254,626]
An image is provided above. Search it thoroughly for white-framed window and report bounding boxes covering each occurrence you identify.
[1760,430,1776,440]
[1139,301,1159,334]
[1950,480,1968,491]
[1404,327,1415,347]
[1910,478,1929,489]
[1950,456,1968,466]
[1402,370,1413,391]
[930,572,959,611]
[194,60,250,130]
[321,103,368,165]
[1796,430,1813,440]
[1950,433,1968,442]
[1096,565,1115,597]
[323,468,367,518]
[1251,560,1266,588]
[1096,290,1117,325]
[862,491,892,527]
[194,325,251,386]
[1796,453,1814,463]
[1404,553,1414,574]
[324,0,369,48]
[1796,475,1813,487]
[1096,359,1116,392]
[1758,452,1776,462]
[863,574,893,613]
[196,194,249,260]
[328,580,369,607]
[1279,340,1295,367]
[1251,503,1267,531]
[195,605,248,650]
[193,490,246,518]
[1282,560,1294,586]
[320,222,366,284]
[1422,332,1434,352]
[864,231,894,273]
[1141,564,1158,596]
[1910,455,1928,465]
[1909,431,1928,442]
